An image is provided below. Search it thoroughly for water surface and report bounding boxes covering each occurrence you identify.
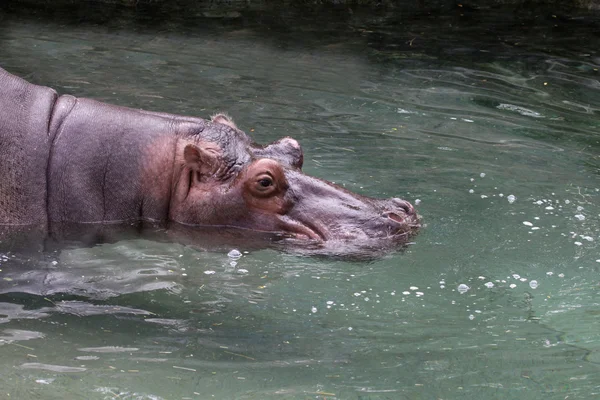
[1,4,600,399]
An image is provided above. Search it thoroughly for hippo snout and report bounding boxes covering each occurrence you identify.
[391,197,416,216]
[381,198,420,230]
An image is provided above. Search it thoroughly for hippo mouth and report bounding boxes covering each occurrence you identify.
[276,216,326,241]
[276,211,421,243]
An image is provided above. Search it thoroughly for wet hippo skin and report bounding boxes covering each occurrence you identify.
[0,66,420,256]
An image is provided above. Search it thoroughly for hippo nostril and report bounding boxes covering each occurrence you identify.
[385,212,405,224]
[391,198,415,215]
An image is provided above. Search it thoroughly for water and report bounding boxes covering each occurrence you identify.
[1,3,600,399]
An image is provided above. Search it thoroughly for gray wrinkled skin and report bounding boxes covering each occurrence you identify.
[0,67,420,257]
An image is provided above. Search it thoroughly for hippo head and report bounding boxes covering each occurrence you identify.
[169,114,420,256]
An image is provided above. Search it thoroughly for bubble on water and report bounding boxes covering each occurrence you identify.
[531,227,540,230]
[469,189,474,194]
[522,221,533,226]
[581,236,594,241]
[480,173,486,178]
[51,261,58,266]
[484,282,494,288]
[409,286,418,291]
[512,274,521,279]
[227,249,242,259]
[326,301,334,305]
[480,195,488,199]
[416,292,424,296]
[520,278,528,282]
[529,280,539,289]
[468,314,475,320]
[204,270,216,275]
[230,261,238,267]
[575,214,585,221]
[507,195,516,204]
[596,260,600,263]
[545,206,555,210]
[354,292,361,297]
[558,273,565,278]
[574,242,582,246]
[311,306,317,313]
[509,284,517,289]
[364,297,370,302]
[348,327,353,331]
[577,206,584,211]
[457,284,470,294]
[415,199,421,205]
[546,271,554,276]
[402,291,411,295]
[237,269,249,274]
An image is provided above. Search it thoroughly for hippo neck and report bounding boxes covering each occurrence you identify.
[46,96,206,228]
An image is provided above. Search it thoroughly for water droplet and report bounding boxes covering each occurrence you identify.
[227,249,242,259]
[529,280,539,289]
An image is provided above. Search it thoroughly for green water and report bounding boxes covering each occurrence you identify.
[1,3,600,399]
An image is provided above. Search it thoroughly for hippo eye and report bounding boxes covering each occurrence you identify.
[253,174,276,195]
[258,178,273,188]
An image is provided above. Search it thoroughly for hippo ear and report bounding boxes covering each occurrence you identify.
[211,113,238,130]
[183,144,220,176]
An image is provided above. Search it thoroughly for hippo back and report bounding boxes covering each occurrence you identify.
[0,67,57,231]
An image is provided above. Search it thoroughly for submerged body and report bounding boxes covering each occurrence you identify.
[0,67,419,256]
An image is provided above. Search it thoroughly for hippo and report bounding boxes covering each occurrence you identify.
[0,66,419,257]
